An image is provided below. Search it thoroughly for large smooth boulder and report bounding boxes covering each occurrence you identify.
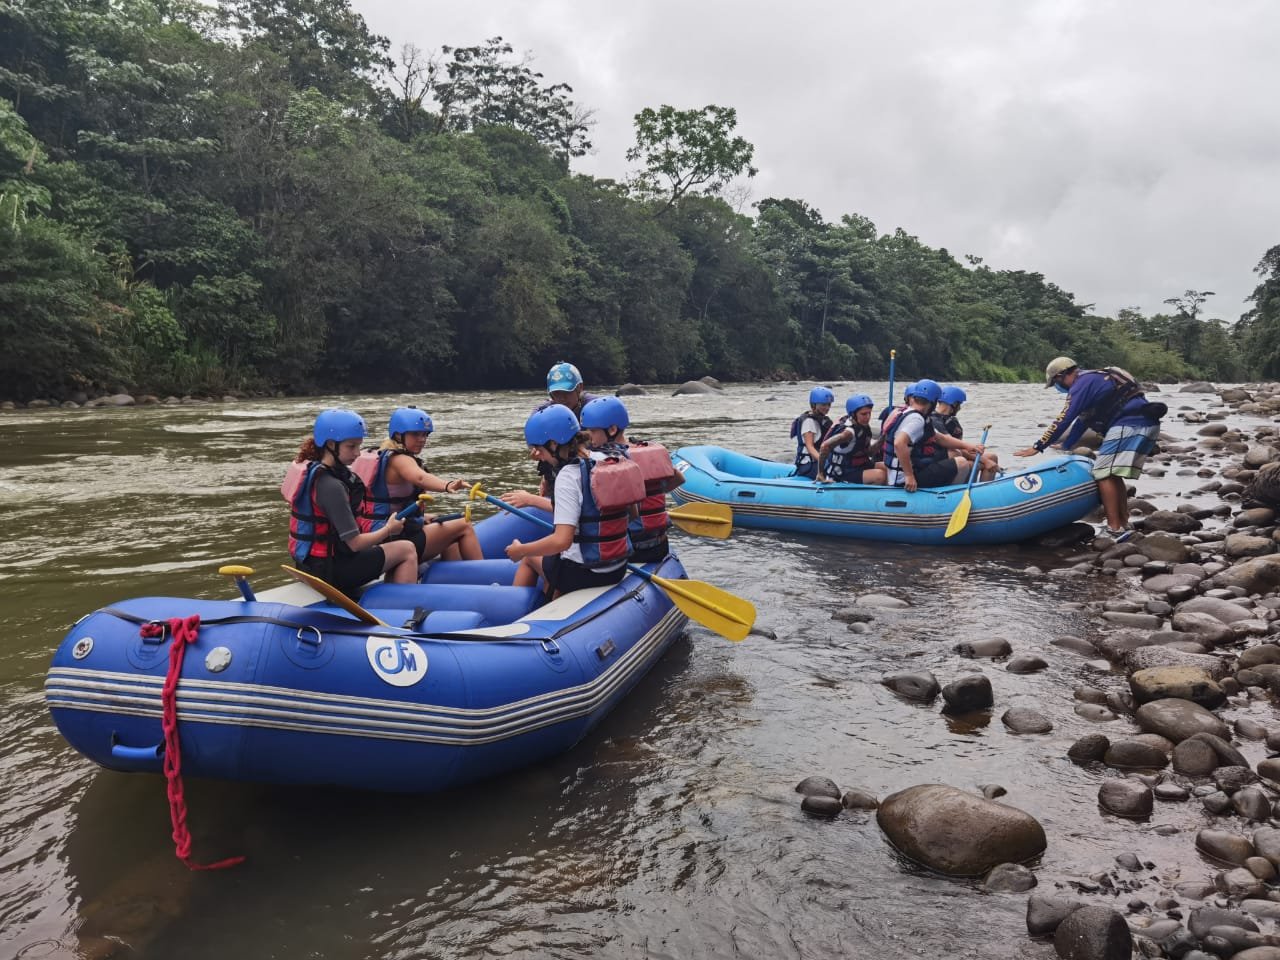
[1178,596,1256,624]
[698,376,724,389]
[1143,510,1203,534]
[1171,611,1234,646]
[1130,666,1225,708]
[1227,534,1276,558]
[1135,698,1230,743]
[876,784,1047,876]
[671,380,717,396]
[881,672,940,702]
[615,383,648,397]
[1180,380,1217,393]
[1125,645,1230,679]
[1053,905,1132,959]
[1215,554,1280,595]
[1138,531,1190,563]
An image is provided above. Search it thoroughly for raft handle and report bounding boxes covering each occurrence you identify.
[540,639,561,656]
[735,491,756,498]
[110,734,165,769]
[884,500,908,508]
[140,620,168,644]
[295,625,323,648]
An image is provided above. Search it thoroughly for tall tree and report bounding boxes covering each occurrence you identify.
[626,104,756,216]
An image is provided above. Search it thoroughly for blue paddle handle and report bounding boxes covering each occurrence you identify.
[963,426,992,490]
[394,501,424,521]
[887,350,896,409]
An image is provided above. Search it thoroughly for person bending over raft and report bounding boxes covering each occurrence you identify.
[791,386,835,480]
[289,409,418,598]
[506,406,633,598]
[355,406,481,562]
[882,380,986,492]
[934,385,1000,480]
[1013,356,1166,541]
[816,394,887,484]
[580,395,685,564]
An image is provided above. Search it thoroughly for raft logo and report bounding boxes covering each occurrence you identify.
[365,636,428,687]
[1014,474,1043,495]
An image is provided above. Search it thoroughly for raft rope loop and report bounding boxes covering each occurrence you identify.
[139,614,245,871]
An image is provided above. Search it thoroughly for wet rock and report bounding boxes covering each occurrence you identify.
[1170,611,1234,646]
[1068,734,1111,762]
[103,393,135,406]
[1144,573,1203,594]
[1234,786,1273,821]
[698,376,724,389]
[1189,732,1248,768]
[1125,646,1229,679]
[615,383,648,396]
[1257,758,1280,783]
[1028,893,1084,937]
[1178,596,1256,624]
[1236,507,1277,526]
[1227,533,1276,558]
[881,672,940,702]
[984,862,1037,893]
[1075,704,1118,722]
[1154,782,1190,801]
[1200,790,1230,815]
[795,776,841,799]
[1135,698,1230,742]
[1215,866,1267,899]
[954,637,1013,658]
[1245,857,1278,881]
[876,784,1047,876]
[1183,381,1218,394]
[841,789,879,810]
[1139,532,1193,563]
[1074,685,1109,705]
[801,794,842,818]
[1239,644,1280,669]
[1245,445,1278,468]
[1241,899,1280,919]
[1053,636,1098,656]
[1235,717,1270,740]
[1172,738,1219,776]
[1006,654,1048,674]
[1099,778,1154,818]
[1002,707,1053,734]
[1254,826,1280,866]
[1053,904,1132,960]
[671,380,717,395]
[1130,666,1225,708]
[941,675,993,713]
[979,784,1007,799]
[1143,510,1203,534]
[1101,611,1162,629]
[1196,828,1256,865]
[1103,739,1169,770]
[1215,554,1280,595]
[1189,905,1259,939]
[856,593,910,609]
[1214,765,1257,794]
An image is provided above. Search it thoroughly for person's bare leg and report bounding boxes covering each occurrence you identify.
[1096,476,1128,530]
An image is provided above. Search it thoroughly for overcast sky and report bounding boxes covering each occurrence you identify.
[356,0,1279,322]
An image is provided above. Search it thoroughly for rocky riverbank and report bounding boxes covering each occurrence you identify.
[796,383,1280,960]
[0,392,246,410]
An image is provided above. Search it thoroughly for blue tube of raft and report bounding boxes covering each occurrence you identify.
[670,445,1101,546]
[46,511,689,793]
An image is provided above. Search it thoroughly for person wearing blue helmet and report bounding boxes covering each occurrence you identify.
[287,409,419,597]
[790,386,835,480]
[881,380,978,491]
[354,406,481,563]
[506,406,633,597]
[816,393,887,484]
[528,362,602,500]
[934,386,1001,479]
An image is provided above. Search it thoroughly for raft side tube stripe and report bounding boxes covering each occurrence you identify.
[46,611,687,742]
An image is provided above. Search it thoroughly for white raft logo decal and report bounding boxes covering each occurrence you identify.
[366,636,428,687]
[1014,474,1043,495]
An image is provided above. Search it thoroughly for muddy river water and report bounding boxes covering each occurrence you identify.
[0,380,1244,959]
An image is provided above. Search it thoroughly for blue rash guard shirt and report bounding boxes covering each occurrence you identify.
[1033,370,1149,452]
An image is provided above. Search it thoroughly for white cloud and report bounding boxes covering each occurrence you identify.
[358,0,1280,319]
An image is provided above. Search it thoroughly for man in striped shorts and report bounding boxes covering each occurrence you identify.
[1013,357,1165,542]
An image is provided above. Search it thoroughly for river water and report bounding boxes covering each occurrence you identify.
[0,380,1232,959]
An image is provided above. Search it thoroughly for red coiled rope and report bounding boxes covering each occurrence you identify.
[140,615,245,871]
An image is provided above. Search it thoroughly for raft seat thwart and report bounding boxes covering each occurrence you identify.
[357,582,543,627]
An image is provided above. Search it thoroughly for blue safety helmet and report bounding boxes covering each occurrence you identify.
[580,396,630,431]
[388,406,433,437]
[903,379,942,405]
[939,386,967,407]
[546,361,583,395]
[524,405,581,447]
[809,386,835,406]
[313,408,366,446]
[845,393,874,415]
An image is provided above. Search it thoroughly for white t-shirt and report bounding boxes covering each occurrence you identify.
[799,416,823,443]
[552,461,626,571]
[885,410,926,486]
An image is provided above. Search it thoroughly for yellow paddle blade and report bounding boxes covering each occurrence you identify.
[280,565,388,626]
[650,573,755,642]
[943,491,973,539]
[668,502,733,539]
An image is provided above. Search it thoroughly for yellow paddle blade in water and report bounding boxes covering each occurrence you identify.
[649,572,755,642]
[667,502,733,539]
[281,565,388,626]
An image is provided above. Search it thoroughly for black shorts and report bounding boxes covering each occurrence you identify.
[543,555,627,596]
[388,522,427,560]
[629,540,670,565]
[916,458,961,488]
[299,546,385,599]
[833,465,874,484]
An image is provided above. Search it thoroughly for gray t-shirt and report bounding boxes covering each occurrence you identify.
[314,470,359,543]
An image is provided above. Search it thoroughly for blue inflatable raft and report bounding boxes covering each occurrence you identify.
[671,446,1101,545]
[46,511,689,793]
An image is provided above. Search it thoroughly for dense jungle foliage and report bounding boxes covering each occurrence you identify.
[1,0,1277,400]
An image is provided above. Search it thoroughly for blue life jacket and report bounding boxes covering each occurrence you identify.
[932,412,963,439]
[357,449,424,533]
[791,409,832,478]
[882,407,944,476]
[549,457,633,568]
[820,417,874,481]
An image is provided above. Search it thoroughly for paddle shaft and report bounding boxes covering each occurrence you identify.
[963,425,992,490]
[887,348,896,410]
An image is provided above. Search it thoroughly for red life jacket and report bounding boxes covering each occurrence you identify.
[569,458,633,568]
[354,448,420,532]
[626,441,676,551]
[288,462,366,563]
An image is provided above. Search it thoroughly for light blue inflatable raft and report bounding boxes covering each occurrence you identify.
[46,511,688,793]
[671,446,1101,546]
